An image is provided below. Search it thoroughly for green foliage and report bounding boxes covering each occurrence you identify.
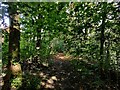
[2,33,9,65]
[18,73,41,90]
[11,76,22,89]
[50,38,65,54]
[2,2,120,90]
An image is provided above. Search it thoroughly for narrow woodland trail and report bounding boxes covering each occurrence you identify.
[21,53,83,90]
[39,53,83,90]
[0,53,83,90]
[1,53,120,90]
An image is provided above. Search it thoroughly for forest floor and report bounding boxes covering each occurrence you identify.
[1,53,120,90]
[0,53,83,90]
[0,75,3,90]
[20,53,119,90]
[20,53,84,90]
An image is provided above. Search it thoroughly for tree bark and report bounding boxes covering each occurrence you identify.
[99,3,107,68]
[99,3,107,81]
[2,3,21,90]
[36,4,42,50]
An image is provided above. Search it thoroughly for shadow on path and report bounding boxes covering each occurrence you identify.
[19,53,83,90]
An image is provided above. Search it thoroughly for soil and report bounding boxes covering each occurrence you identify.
[21,53,84,90]
[1,53,120,90]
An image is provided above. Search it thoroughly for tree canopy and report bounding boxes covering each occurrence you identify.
[1,2,120,90]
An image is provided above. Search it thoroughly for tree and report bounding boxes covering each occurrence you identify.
[1,2,119,89]
[99,3,107,74]
[2,2,22,90]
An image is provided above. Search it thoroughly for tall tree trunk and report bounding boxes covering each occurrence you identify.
[100,3,106,68]
[2,3,21,90]
[36,25,41,50]
[36,13,42,50]
[99,3,107,80]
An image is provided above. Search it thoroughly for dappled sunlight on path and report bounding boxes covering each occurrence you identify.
[2,53,119,90]
[20,53,83,90]
[52,53,73,61]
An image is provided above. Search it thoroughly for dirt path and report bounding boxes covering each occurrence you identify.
[1,53,91,90]
[20,53,83,90]
[1,53,120,90]
[39,57,83,90]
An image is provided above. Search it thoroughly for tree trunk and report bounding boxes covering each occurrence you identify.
[99,3,107,80]
[36,11,42,50]
[2,3,21,90]
[100,3,106,68]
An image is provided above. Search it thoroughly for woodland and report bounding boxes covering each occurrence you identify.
[0,2,120,90]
